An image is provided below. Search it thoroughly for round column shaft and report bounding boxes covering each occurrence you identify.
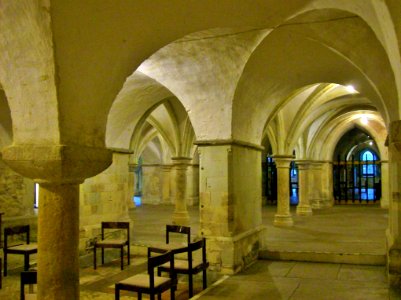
[38,183,80,300]
[296,161,312,216]
[273,157,294,227]
[172,158,191,225]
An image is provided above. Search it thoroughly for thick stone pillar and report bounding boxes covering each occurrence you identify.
[197,141,264,274]
[186,164,199,206]
[128,163,137,205]
[142,165,161,204]
[161,165,172,204]
[273,156,293,227]
[321,161,334,207]
[387,121,401,287]
[38,183,80,299]
[309,161,331,209]
[80,151,132,253]
[2,144,111,300]
[172,157,191,225]
[381,160,389,208]
[296,161,312,216]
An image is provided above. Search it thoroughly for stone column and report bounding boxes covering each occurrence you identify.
[38,183,80,299]
[197,141,264,274]
[172,157,191,225]
[2,144,111,300]
[273,156,294,227]
[161,165,172,204]
[128,163,137,205]
[321,161,334,207]
[387,121,401,286]
[308,162,329,209]
[296,161,312,216]
[186,164,199,206]
[381,160,389,208]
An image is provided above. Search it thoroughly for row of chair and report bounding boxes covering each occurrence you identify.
[115,225,208,300]
[9,222,208,299]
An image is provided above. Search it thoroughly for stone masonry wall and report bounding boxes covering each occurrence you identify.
[79,152,132,255]
[0,158,36,241]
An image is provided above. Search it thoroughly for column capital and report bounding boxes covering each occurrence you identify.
[295,160,311,169]
[273,155,293,168]
[172,157,192,165]
[2,144,112,184]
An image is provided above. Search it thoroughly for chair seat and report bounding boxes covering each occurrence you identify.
[96,239,127,246]
[118,274,171,288]
[8,243,38,252]
[160,259,203,271]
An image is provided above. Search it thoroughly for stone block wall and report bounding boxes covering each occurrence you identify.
[79,152,132,254]
[0,159,37,241]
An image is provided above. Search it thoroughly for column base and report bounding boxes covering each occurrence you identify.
[273,214,294,227]
[296,205,313,216]
[172,211,190,226]
[311,198,331,209]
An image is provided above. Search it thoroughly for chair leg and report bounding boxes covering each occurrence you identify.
[171,286,175,300]
[127,244,130,265]
[120,247,123,270]
[150,293,155,300]
[203,269,207,289]
[189,274,193,298]
[138,292,142,300]
[115,286,120,300]
[94,246,97,270]
[3,252,7,277]
[24,254,29,271]
[158,293,161,300]
[101,248,105,265]
[20,274,24,300]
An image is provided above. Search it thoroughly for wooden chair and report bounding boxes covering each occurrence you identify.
[158,238,209,298]
[4,225,38,276]
[166,225,191,245]
[115,250,176,300]
[94,221,130,270]
[20,270,37,300]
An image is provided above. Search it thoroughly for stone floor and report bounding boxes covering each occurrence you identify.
[1,204,399,299]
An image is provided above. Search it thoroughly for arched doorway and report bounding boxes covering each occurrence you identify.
[333,128,381,204]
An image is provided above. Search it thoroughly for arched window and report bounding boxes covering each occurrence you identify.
[361,150,376,176]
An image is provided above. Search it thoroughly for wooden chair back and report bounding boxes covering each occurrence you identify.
[166,225,190,245]
[5,225,31,249]
[157,238,208,298]
[101,222,130,242]
[148,251,175,290]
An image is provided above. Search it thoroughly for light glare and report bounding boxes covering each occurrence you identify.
[361,115,368,125]
[346,85,357,93]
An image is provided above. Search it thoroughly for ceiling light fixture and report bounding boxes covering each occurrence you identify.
[360,115,368,125]
[346,85,357,93]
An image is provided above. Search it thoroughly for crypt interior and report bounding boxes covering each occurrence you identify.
[1,0,401,299]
